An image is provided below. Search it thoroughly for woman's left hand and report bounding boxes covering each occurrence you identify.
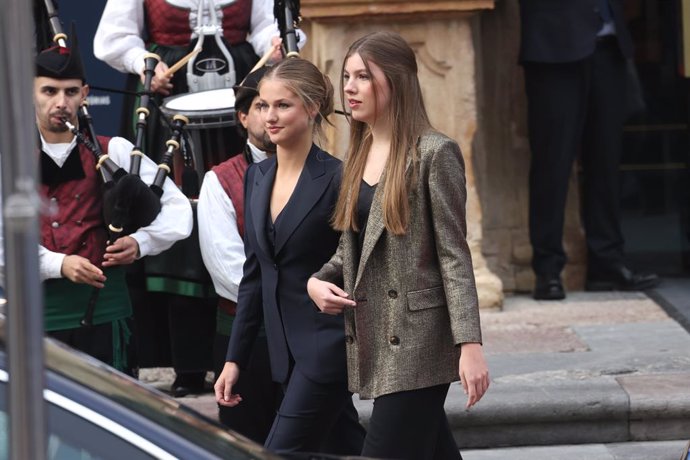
[459,342,490,409]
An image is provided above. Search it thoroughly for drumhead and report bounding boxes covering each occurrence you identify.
[163,88,236,112]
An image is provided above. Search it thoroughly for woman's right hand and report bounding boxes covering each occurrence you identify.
[307,277,356,315]
[214,362,243,407]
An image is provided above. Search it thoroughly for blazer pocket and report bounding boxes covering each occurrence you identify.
[407,286,446,311]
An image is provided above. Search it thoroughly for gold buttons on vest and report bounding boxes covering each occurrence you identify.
[51,221,59,228]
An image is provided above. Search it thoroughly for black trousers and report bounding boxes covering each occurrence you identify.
[362,383,460,460]
[48,320,136,377]
[126,260,216,372]
[264,366,366,455]
[524,37,628,277]
[213,332,283,444]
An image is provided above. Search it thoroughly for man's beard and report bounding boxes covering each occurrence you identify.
[257,132,276,154]
[48,123,69,133]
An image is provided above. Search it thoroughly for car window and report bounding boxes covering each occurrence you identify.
[0,378,157,460]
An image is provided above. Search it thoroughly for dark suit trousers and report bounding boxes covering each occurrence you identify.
[524,37,628,277]
[361,383,461,460]
[264,366,365,455]
[213,333,283,444]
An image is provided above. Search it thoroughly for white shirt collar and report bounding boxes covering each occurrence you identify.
[247,142,268,163]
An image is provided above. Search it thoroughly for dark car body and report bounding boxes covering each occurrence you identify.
[0,318,279,459]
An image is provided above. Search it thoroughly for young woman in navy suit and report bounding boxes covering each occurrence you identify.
[214,58,365,455]
[308,32,490,459]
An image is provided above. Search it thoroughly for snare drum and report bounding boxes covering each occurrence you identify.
[160,88,244,186]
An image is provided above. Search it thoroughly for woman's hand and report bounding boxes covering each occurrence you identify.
[459,342,490,409]
[307,277,356,315]
[214,362,243,407]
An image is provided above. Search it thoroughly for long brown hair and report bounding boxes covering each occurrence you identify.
[259,58,335,141]
[331,32,431,235]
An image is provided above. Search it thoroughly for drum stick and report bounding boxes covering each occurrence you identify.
[249,42,281,75]
[163,47,202,79]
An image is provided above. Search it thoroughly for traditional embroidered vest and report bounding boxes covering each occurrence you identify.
[40,136,111,267]
[144,0,252,47]
[212,153,249,238]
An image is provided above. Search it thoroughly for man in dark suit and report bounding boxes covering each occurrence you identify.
[519,0,659,299]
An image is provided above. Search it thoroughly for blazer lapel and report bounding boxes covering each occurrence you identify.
[250,158,276,260]
[273,145,332,256]
[353,147,415,291]
[354,177,385,291]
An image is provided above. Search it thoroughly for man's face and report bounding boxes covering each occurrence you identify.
[239,95,276,154]
[34,76,87,134]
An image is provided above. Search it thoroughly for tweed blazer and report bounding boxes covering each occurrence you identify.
[313,130,482,400]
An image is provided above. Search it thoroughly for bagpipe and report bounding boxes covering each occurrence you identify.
[41,0,188,326]
[274,0,301,58]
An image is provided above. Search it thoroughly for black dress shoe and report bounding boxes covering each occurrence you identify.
[533,275,565,300]
[585,265,660,292]
[170,372,209,398]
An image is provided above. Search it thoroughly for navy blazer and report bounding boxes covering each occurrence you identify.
[519,0,633,63]
[226,144,346,385]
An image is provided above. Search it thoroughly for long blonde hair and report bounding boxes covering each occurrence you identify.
[331,32,431,235]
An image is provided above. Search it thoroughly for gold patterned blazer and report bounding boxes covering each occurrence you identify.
[313,130,483,400]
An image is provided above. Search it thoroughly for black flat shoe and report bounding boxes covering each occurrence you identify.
[533,275,565,300]
[585,265,660,291]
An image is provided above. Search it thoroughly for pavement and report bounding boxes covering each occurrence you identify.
[141,289,690,459]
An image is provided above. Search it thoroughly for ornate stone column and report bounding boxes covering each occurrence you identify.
[300,0,504,308]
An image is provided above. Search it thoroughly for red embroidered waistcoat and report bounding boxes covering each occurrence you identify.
[144,0,252,47]
[212,153,248,238]
[40,137,111,267]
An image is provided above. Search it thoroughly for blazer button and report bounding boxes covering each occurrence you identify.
[345,335,354,344]
[388,289,398,299]
[389,335,400,346]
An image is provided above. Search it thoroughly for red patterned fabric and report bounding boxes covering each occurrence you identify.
[40,137,111,267]
[212,153,248,238]
[145,0,253,46]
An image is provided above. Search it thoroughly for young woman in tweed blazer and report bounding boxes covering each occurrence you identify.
[308,31,490,459]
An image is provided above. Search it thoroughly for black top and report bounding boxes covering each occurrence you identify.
[266,209,283,258]
[357,180,377,256]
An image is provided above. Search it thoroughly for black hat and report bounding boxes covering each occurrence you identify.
[234,66,270,114]
[35,24,86,82]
